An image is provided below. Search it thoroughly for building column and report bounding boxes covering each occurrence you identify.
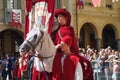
[96,38,101,51]
[117,39,120,51]
[101,0,106,8]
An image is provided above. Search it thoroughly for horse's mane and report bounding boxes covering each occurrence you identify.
[35,30,56,58]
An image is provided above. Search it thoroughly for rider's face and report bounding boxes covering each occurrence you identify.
[57,14,67,25]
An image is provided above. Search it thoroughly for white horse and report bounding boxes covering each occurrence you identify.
[19,23,56,73]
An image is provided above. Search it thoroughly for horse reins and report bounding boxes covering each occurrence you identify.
[26,40,35,50]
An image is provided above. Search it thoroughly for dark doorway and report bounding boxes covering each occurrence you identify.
[102,25,117,49]
[79,23,97,49]
[0,29,23,53]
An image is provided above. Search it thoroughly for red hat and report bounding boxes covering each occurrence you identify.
[61,36,72,47]
[54,8,71,26]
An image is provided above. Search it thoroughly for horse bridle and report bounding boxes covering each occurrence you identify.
[25,30,54,59]
[26,40,35,50]
[25,30,44,51]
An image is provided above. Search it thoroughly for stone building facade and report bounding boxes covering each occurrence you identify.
[0,0,120,54]
[60,0,120,50]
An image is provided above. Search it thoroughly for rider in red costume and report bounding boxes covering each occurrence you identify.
[51,8,83,80]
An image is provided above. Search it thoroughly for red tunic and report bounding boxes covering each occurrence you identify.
[17,67,21,78]
[52,53,79,80]
[32,67,52,80]
[32,67,39,80]
[21,55,29,71]
[51,25,79,55]
[51,8,79,55]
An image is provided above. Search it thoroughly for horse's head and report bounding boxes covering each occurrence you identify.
[19,26,43,56]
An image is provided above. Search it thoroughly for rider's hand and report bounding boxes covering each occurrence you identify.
[55,44,61,49]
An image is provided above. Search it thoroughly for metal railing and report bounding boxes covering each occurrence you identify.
[91,61,120,80]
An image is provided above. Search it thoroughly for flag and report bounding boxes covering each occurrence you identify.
[112,0,119,2]
[34,0,55,33]
[11,9,22,28]
[24,0,55,39]
[76,0,84,9]
[92,0,101,7]
[24,0,34,39]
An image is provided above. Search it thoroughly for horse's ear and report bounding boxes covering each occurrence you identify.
[39,24,48,32]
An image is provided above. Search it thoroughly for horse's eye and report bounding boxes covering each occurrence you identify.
[34,34,37,39]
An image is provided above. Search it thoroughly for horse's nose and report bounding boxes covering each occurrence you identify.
[21,47,25,51]
[19,46,25,52]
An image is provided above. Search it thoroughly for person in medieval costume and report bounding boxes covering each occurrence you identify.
[17,55,22,79]
[51,8,79,55]
[21,53,29,80]
[52,35,83,80]
[51,8,83,80]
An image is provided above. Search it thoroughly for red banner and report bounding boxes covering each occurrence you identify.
[76,0,84,9]
[11,9,22,28]
[24,0,55,39]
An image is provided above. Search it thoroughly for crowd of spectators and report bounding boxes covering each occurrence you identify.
[0,45,119,80]
[79,45,120,80]
[0,52,34,80]
[0,53,20,80]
